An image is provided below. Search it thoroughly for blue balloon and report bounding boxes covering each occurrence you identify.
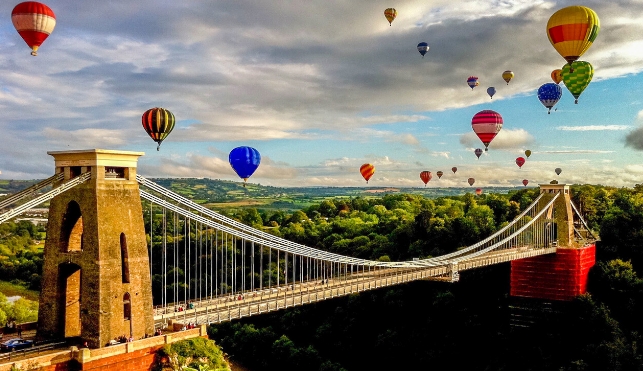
[229,146,261,181]
[537,83,562,114]
[487,86,496,99]
[417,42,429,57]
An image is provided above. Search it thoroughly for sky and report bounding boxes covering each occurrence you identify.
[1,0,643,188]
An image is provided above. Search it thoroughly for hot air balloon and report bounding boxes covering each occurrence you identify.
[384,8,397,26]
[229,146,261,185]
[360,163,375,183]
[547,5,600,69]
[522,179,529,186]
[502,70,514,85]
[142,107,176,151]
[12,2,56,56]
[420,171,432,186]
[467,76,479,90]
[525,149,532,158]
[555,168,562,176]
[516,157,526,169]
[468,178,475,186]
[551,69,563,84]
[417,42,429,58]
[475,188,483,196]
[487,87,496,99]
[537,83,563,114]
[452,167,458,174]
[436,171,444,179]
[474,148,483,159]
[562,61,593,104]
[471,110,503,151]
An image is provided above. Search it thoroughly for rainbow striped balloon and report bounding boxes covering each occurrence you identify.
[142,107,176,151]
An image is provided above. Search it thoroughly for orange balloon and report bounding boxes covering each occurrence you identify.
[475,188,483,195]
[360,163,375,183]
[551,69,563,84]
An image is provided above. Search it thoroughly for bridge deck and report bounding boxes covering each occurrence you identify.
[154,246,557,326]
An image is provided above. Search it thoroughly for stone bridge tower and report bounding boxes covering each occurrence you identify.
[539,183,574,247]
[37,149,154,348]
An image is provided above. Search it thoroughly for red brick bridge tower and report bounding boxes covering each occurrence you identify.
[510,183,596,302]
[37,149,154,348]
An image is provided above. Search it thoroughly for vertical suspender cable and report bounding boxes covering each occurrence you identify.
[163,206,167,309]
[149,202,153,285]
[277,250,280,288]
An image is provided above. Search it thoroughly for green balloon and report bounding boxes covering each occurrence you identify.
[562,61,594,104]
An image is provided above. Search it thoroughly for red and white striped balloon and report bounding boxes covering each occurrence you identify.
[12,2,56,56]
[471,110,503,151]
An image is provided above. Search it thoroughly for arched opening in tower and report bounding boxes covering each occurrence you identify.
[60,201,83,252]
[121,233,130,283]
[123,292,132,336]
[59,262,82,338]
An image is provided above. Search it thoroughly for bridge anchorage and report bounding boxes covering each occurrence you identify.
[0,149,597,349]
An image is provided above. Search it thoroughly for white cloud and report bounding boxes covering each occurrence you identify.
[557,125,630,131]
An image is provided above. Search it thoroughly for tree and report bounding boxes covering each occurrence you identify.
[599,190,643,267]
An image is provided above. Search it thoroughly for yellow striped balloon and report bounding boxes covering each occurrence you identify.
[384,8,397,26]
[547,6,600,65]
[142,107,175,151]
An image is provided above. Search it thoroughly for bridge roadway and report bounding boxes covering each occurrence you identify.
[154,246,557,326]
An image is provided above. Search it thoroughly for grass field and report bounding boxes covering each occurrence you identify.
[0,281,39,302]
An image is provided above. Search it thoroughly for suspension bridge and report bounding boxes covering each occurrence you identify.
[0,149,596,349]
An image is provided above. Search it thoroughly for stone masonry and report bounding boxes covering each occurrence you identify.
[37,149,154,348]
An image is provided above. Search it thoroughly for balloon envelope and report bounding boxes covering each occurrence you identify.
[420,171,432,185]
[452,167,458,174]
[516,157,526,168]
[475,188,482,195]
[384,8,397,25]
[142,107,176,150]
[417,42,429,57]
[12,2,56,56]
[562,61,594,104]
[555,168,562,175]
[525,150,532,158]
[522,179,529,186]
[436,171,444,179]
[487,87,496,99]
[538,83,563,113]
[229,146,261,181]
[474,148,483,159]
[471,110,503,151]
[502,70,514,84]
[547,5,600,65]
[468,178,475,186]
[551,69,563,84]
[360,163,375,183]
[467,76,479,89]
